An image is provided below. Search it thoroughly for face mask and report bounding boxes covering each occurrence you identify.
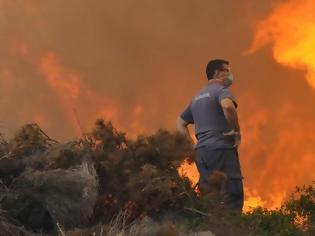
[224,73,233,87]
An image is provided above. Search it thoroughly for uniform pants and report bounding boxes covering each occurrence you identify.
[195,147,244,212]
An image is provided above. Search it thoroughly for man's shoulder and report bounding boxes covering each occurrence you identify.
[191,83,231,103]
[192,85,213,101]
[199,83,224,93]
[207,83,226,92]
[215,84,235,96]
[204,84,230,99]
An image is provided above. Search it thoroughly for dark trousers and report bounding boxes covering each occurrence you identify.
[195,147,244,212]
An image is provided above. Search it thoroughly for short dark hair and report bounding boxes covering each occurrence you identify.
[206,59,229,80]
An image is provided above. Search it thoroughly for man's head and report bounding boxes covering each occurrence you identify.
[206,59,233,87]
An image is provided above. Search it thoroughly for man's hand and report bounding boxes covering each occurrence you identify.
[220,98,241,148]
[176,116,197,148]
[176,116,192,138]
[223,129,241,148]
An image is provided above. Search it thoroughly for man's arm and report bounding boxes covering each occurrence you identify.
[176,116,194,145]
[220,98,241,147]
[220,98,240,132]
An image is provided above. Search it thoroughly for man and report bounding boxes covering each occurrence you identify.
[176,59,244,212]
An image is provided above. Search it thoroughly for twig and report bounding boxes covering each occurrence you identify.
[184,207,210,217]
[56,222,66,236]
[34,123,59,143]
[0,180,9,202]
[72,108,87,139]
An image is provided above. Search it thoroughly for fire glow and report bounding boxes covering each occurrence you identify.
[249,0,315,87]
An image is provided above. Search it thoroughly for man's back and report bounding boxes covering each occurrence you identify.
[176,59,244,212]
[180,83,237,149]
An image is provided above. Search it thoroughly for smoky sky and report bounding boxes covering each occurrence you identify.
[1,0,315,206]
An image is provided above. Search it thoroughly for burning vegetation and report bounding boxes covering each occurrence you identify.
[0,119,314,236]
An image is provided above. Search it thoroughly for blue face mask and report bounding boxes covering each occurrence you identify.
[225,73,233,87]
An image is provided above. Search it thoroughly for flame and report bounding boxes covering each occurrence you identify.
[40,53,81,100]
[249,0,315,87]
[242,0,315,210]
[294,214,308,230]
[177,159,199,187]
[177,159,275,212]
[243,188,266,212]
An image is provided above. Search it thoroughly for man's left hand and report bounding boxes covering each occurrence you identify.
[223,130,241,148]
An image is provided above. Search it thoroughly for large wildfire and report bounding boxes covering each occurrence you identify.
[244,0,315,210]
[1,0,315,213]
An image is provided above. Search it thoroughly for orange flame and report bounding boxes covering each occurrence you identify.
[177,161,281,212]
[243,188,266,212]
[178,159,199,187]
[242,0,315,210]
[249,0,315,87]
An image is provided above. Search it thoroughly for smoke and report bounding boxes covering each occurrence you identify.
[1,0,315,208]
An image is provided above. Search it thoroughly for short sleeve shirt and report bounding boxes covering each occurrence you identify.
[180,83,237,149]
